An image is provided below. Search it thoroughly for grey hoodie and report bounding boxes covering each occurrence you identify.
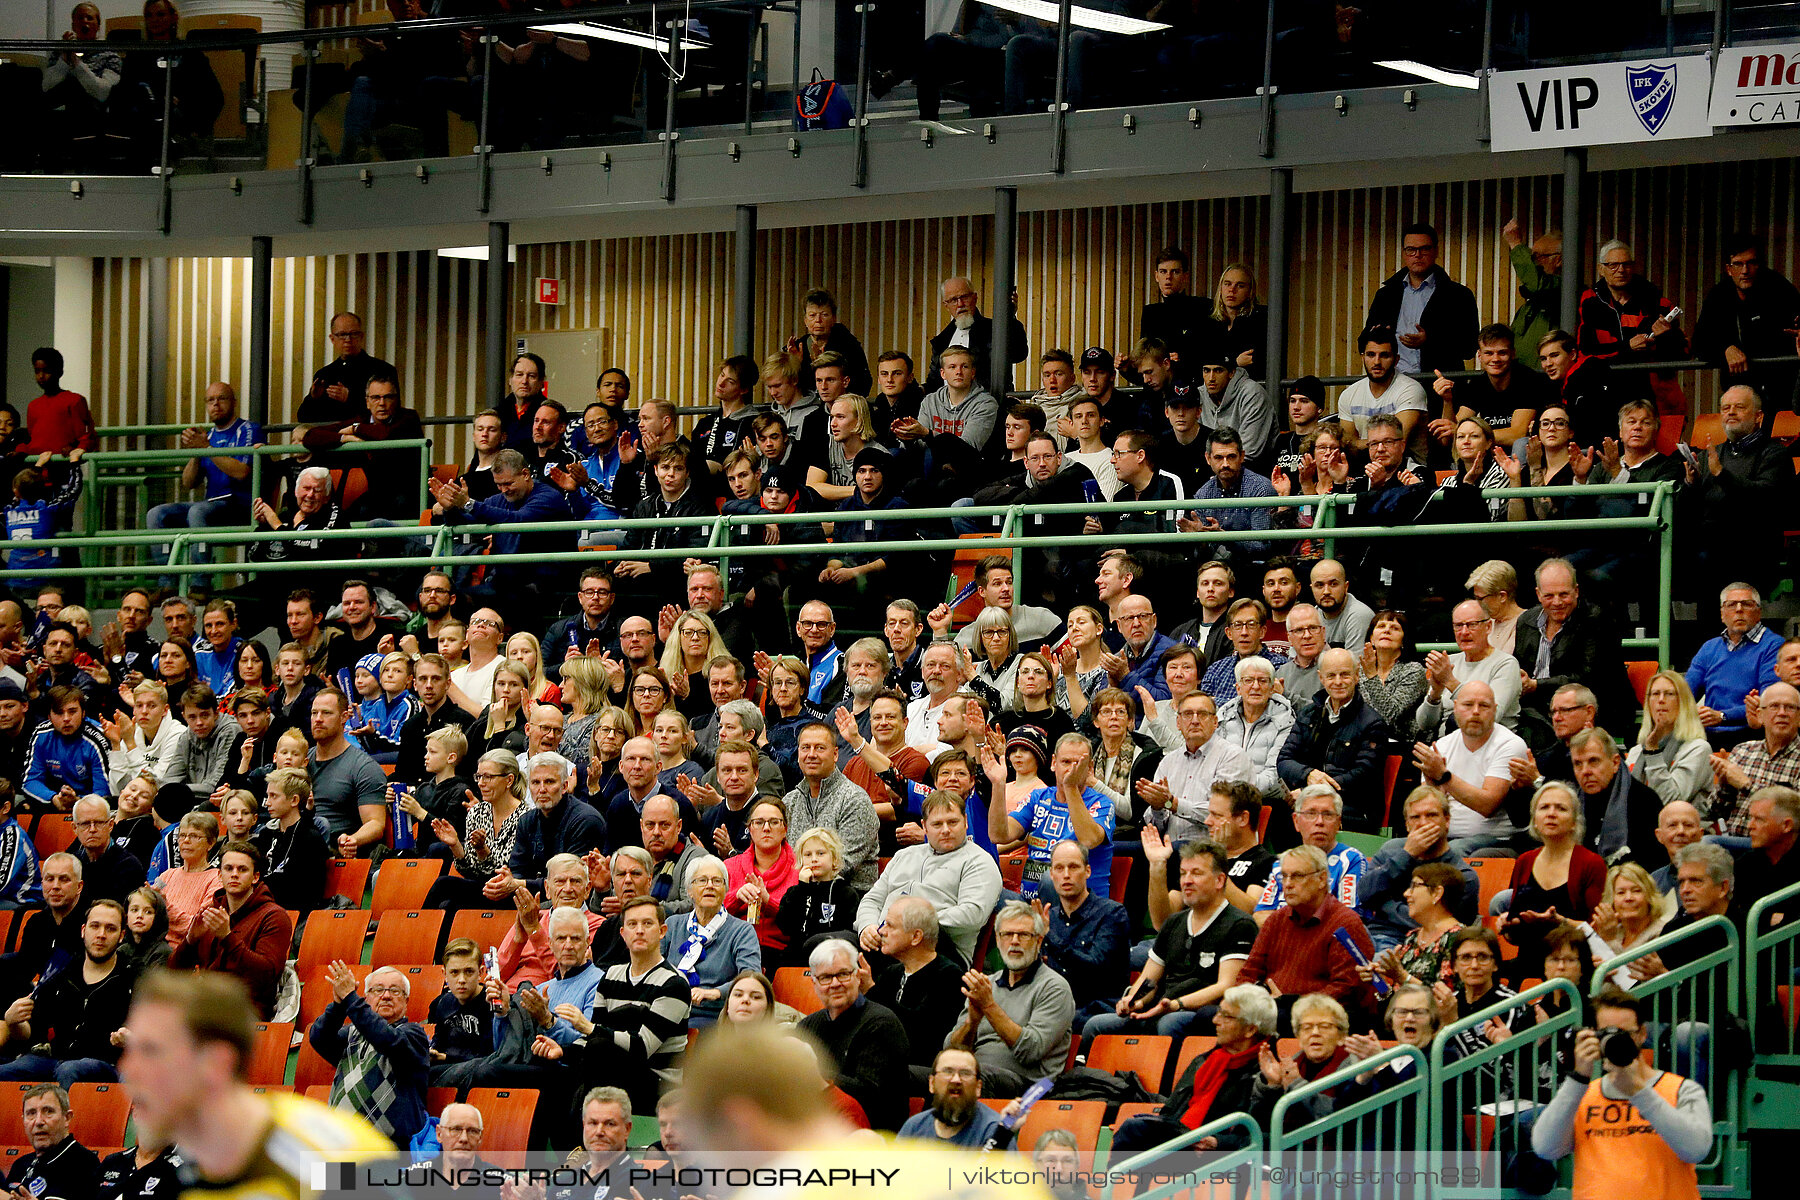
[164,712,244,804]
[917,382,1000,451]
[1202,368,1276,463]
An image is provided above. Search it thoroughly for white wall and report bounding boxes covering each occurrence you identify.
[51,257,94,399]
[5,263,56,412]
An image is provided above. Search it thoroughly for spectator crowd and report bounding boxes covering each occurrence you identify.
[0,221,1795,1195]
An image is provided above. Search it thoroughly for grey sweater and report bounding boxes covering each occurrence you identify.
[855,839,1003,963]
[917,383,999,451]
[947,959,1075,1081]
[165,714,244,805]
[784,771,881,891]
[1531,1069,1712,1164]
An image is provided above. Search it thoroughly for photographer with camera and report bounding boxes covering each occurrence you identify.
[1531,985,1712,1200]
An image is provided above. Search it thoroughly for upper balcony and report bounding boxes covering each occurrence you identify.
[2,0,1798,254]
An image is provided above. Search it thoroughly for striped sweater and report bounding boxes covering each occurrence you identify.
[575,957,691,1105]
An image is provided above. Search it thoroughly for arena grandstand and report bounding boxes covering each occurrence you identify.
[0,1,1796,1197]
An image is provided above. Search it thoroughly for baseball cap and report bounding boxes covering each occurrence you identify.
[1167,378,1201,407]
[1078,347,1113,371]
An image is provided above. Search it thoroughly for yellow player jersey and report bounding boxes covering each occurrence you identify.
[177,1091,397,1199]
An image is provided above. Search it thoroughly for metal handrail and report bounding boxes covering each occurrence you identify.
[1280,354,1800,392]
[1099,1110,1263,1200]
[1,481,1679,665]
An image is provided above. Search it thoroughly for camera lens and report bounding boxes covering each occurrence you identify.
[1598,1027,1639,1068]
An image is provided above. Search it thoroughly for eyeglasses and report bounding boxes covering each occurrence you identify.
[1451,619,1492,631]
[1286,624,1323,635]
[1296,1021,1344,1034]
[329,329,364,340]
[942,292,975,306]
[1600,259,1635,269]
[366,984,407,997]
[73,819,110,830]
[1227,621,1261,631]
[469,617,500,628]
[1537,418,1569,429]
[1295,810,1336,823]
[474,772,507,782]
[748,817,785,829]
[797,620,834,630]
[1455,952,1496,963]
[1365,437,1401,447]
[934,1066,979,1080]
[419,586,451,595]
[1280,868,1322,881]
[631,685,665,696]
[813,969,855,984]
[1118,613,1153,625]
[579,587,612,597]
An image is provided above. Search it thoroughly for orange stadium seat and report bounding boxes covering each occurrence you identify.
[1626,660,1658,704]
[465,1087,539,1156]
[67,1084,130,1148]
[1087,1034,1172,1092]
[1171,1035,1219,1086]
[31,815,74,860]
[296,908,371,978]
[371,909,445,967]
[1464,858,1515,918]
[448,909,514,957]
[982,1099,1105,1167]
[371,858,443,916]
[772,967,824,1016]
[323,858,374,906]
[246,1022,295,1086]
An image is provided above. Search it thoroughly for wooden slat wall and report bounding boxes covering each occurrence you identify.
[85,157,1800,449]
[92,250,490,469]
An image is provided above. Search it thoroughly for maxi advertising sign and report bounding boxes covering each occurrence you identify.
[1709,45,1800,126]
[1489,56,1712,151]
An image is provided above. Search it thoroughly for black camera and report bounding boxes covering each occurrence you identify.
[1597,1026,1640,1068]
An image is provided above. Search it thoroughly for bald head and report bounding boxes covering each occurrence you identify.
[1319,647,1356,673]
[1453,680,1497,739]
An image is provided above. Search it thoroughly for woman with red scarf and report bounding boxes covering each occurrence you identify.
[1110,983,1278,1157]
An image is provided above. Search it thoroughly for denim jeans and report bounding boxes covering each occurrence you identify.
[0,1054,118,1087]
[1083,1008,1214,1042]
[147,495,248,588]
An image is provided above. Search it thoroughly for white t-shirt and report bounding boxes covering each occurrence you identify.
[1337,373,1429,435]
[1063,447,1119,500]
[452,656,501,709]
[1437,724,1529,841]
[906,695,952,748]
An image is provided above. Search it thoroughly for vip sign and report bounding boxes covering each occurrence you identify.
[1489,56,1712,152]
[536,277,561,305]
[1710,45,1800,126]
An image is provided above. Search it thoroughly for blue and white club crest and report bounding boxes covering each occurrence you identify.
[1627,63,1678,135]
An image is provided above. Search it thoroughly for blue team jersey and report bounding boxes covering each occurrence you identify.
[21,724,112,802]
[202,418,262,501]
[1008,785,1115,898]
[1255,842,1368,914]
[194,635,244,693]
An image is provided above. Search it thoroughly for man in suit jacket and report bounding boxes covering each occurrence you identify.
[1512,558,1631,733]
[929,276,1028,395]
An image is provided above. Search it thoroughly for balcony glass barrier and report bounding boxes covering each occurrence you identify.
[1,0,1793,181]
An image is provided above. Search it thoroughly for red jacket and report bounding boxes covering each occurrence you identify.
[19,390,96,455]
[169,882,293,1018]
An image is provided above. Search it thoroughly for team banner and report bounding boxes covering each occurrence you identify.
[1489,55,1712,151]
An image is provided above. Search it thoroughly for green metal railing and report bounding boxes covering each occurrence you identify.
[1592,915,1745,1193]
[1268,1042,1432,1186]
[1746,879,1800,1151]
[1429,978,1585,1200]
[42,442,434,586]
[1,480,1679,659]
[1099,1110,1263,1200]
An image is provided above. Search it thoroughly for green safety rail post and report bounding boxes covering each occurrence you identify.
[1428,977,1585,1200]
[1591,915,1745,1193]
[1744,880,1800,1136]
[1268,1043,1430,1190]
[1098,1110,1263,1200]
[0,485,1676,604]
